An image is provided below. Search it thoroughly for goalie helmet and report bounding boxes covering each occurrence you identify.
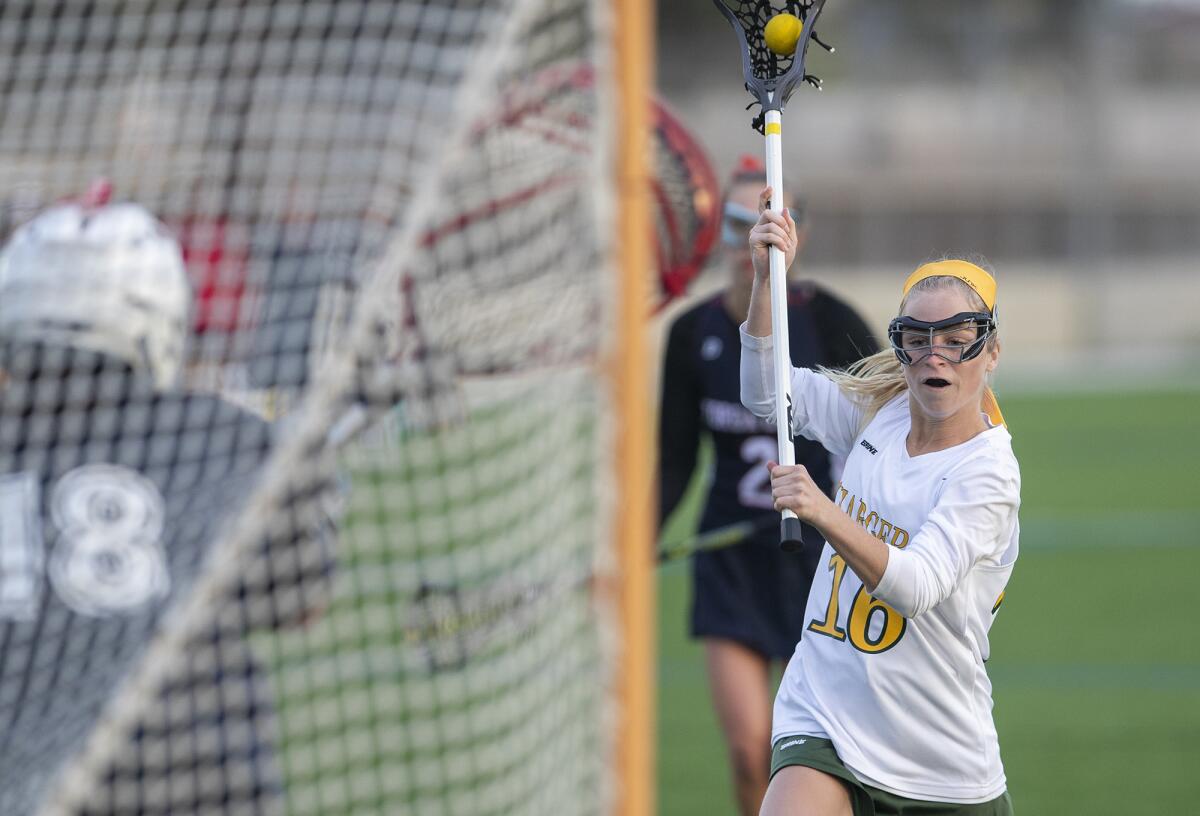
[0,202,190,388]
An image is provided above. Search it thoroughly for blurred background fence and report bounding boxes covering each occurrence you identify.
[657,0,1200,383]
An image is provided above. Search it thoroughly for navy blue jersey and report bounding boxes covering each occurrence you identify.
[659,284,878,657]
[0,344,333,814]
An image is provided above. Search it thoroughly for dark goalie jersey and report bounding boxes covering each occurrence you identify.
[0,344,334,815]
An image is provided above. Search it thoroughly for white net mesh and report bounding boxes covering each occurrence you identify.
[0,2,619,814]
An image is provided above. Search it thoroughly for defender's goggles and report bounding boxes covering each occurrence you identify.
[888,312,996,365]
[721,199,808,247]
[721,201,759,247]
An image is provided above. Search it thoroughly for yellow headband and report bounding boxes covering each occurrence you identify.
[902,260,997,312]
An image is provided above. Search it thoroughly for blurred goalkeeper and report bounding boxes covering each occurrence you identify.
[0,200,334,815]
[658,156,877,816]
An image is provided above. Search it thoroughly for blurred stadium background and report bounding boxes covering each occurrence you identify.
[654,1,1200,814]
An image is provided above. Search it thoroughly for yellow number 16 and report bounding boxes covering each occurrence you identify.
[807,553,907,654]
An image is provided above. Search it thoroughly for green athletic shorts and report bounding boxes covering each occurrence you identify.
[770,736,1014,816]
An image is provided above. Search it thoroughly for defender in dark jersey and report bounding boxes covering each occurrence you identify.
[659,157,877,816]
[0,203,334,815]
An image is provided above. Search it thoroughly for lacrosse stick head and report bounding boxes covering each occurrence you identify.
[712,0,832,130]
[651,100,721,311]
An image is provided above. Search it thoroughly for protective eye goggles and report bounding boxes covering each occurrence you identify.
[888,311,996,365]
[720,199,808,247]
[720,201,759,247]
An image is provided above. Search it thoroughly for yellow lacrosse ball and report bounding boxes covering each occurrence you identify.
[764,13,803,56]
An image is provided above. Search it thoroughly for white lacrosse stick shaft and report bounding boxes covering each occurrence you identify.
[763,107,803,551]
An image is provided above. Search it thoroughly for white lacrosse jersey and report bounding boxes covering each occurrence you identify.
[740,326,1020,804]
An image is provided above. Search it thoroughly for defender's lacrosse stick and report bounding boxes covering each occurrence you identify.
[403,514,779,670]
[656,514,777,563]
[650,98,722,311]
[712,0,832,552]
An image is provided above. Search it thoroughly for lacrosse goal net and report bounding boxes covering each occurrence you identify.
[0,1,653,813]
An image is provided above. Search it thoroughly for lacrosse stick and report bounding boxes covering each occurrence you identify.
[656,514,777,564]
[403,514,780,671]
[712,0,832,552]
[650,98,722,311]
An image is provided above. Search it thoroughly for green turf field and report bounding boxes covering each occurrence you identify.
[657,389,1200,815]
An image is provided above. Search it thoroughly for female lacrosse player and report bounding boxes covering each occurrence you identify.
[740,192,1019,815]
[658,156,877,816]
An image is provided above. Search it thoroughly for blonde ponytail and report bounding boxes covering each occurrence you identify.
[818,349,907,431]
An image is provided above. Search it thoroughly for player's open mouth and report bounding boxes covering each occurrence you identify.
[923,377,951,389]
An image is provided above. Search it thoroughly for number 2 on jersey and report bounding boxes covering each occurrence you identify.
[807,553,907,653]
[737,436,777,510]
